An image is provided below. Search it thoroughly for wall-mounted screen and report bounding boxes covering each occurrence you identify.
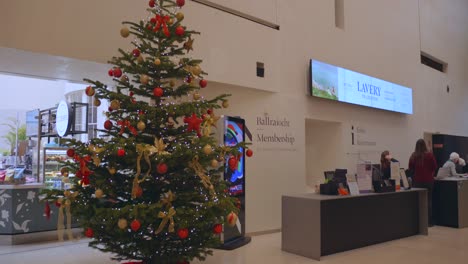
[310,59,413,114]
[224,117,245,196]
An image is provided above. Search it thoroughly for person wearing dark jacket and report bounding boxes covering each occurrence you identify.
[408,139,437,226]
[380,150,399,179]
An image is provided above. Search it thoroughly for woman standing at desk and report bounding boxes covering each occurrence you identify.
[409,139,437,226]
[380,150,399,179]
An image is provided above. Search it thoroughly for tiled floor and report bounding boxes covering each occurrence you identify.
[1,226,468,263]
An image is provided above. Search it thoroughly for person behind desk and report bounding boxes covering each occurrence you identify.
[380,150,399,179]
[408,139,437,226]
[442,152,465,177]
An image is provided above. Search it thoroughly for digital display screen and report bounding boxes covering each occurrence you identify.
[224,118,245,196]
[310,59,413,114]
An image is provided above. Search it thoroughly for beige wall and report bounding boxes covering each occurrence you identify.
[1,0,468,233]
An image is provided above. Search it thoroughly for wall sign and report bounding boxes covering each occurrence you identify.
[255,113,296,152]
[56,100,72,137]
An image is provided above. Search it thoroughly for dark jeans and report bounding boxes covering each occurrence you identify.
[413,181,434,226]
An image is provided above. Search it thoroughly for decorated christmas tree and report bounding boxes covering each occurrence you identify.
[43,0,251,263]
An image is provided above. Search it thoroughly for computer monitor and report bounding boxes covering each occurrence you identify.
[334,169,347,184]
[324,171,335,181]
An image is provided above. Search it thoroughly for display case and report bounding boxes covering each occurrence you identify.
[43,147,73,190]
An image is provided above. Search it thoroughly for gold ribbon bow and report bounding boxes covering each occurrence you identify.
[155,207,176,234]
[161,191,175,208]
[133,139,170,199]
[132,144,156,199]
[201,112,220,137]
[188,156,215,196]
[57,192,78,241]
[88,144,104,166]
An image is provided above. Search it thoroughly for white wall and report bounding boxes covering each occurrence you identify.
[1,0,468,233]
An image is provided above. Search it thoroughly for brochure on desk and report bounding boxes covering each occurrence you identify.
[356,162,373,193]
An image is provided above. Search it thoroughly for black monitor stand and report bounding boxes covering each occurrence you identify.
[217,236,252,250]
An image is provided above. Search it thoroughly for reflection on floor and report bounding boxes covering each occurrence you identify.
[1,226,468,263]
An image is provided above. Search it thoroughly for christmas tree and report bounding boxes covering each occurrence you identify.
[43,0,249,263]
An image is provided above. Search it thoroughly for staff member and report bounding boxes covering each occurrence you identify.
[380,150,399,179]
[409,139,437,226]
[443,152,465,177]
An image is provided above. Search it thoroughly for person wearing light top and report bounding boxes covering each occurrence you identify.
[442,152,466,177]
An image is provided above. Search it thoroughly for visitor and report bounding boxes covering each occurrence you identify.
[408,139,437,226]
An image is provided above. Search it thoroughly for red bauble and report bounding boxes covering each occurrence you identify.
[135,186,143,198]
[85,228,94,238]
[175,26,185,36]
[104,120,113,130]
[157,163,168,174]
[132,48,140,57]
[153,87,164,97]
[150,17,157,24]
[85,86,95,96]
[117,149,125,157]
[129,91,134,97]
[207,109,213,115]
[66,148,75,158]
[176,0,185,7]
[55,201,61,207]
[246,149,253,157]
[177,228,189,239]
[228,157,237,170]
[146,24,153,30]
[113,68,123,78]
[186,76,192,83]
[213,224,223,234]
[199,79,208,88]
[108,69,114,76]
[131,219,141,232]
[149,0,155,7]
[108,107,113,112]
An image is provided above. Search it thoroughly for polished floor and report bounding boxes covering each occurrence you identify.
[1,226,468,263]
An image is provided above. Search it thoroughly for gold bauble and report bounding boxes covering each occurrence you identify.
[64,190,71,197]
[110,100,121,110]
[137,55,144,64]
[210,159,219,168]
[94,99,101,107]
[120,27,130,38]
[222,100,229,108]
[192,65,202,76]
[193,92,201,100]
[218,157,225,163]
[176,12,184,21]
[167,18,174,25]
[203,144,213,155]
[140,74,150,85]
[95,189,104,199]
[108,167,116,175]
[170,80,176,87]
[137,121,146,131]
[118,218,128,230]
[120,75,129,83]
[154,58,161,66]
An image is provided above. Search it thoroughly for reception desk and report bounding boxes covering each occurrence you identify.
[282,189,428,260]
[0,184,80,245]
[434,177,468,228]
